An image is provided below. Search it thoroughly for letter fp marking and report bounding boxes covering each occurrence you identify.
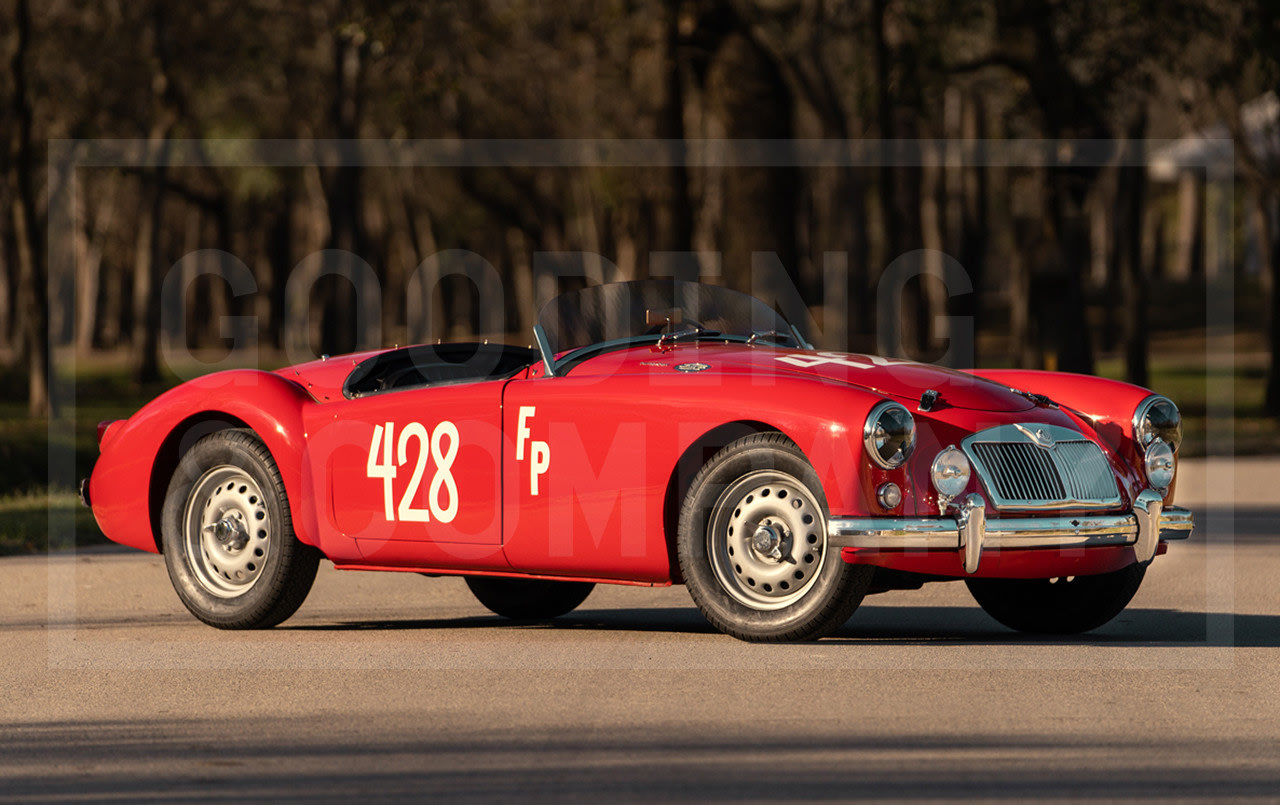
[516,406,551,495]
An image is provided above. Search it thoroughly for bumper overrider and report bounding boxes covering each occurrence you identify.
[828,489,1194,574]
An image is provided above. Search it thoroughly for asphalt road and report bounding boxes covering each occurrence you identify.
[2,505,1278,802]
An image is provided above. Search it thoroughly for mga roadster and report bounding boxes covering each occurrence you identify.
[84,279,1193,641]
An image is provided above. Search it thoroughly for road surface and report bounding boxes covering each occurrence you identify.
[1,504,1276,801]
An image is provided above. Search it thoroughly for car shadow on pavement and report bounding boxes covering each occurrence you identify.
[287,606,1280,646]
[285,608,720,635]
[828,606,1280,647]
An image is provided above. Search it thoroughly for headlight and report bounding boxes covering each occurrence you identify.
[863,401,916,469]
[931,445,971,498]
[1144,439,1175,491]
[1134,395,1182,452]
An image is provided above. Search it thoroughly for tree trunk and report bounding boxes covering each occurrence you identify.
[1264,189,1280,417]
[74,177,116,354]
[131,3,177,385]
[654,1,693,258]
[1120,122,1150,387]
[9,0,50,416]
[920,139,948,360]
[131,140,171,385]
[321,27,367,357]
[873,0,927,358]
[0,187,13,353]
[956,90,988,365]
[704,31,797,295]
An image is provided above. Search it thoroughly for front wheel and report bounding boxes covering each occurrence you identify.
[677,433,873,642]
[161,429,320,629]
[965,564,1147,635]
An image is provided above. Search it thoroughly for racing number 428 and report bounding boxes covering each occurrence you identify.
[366,421,459,523]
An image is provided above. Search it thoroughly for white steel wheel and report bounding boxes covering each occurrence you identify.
[706,469,826,610]
[183,466,273,598]
[162,429,320,629]
[678,432,873,642]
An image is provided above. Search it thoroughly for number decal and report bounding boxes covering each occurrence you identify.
[396,423,431,522]
[428,421,459,522]
[366,420,460,524]
[776,352,910,370]
[367,423,397,521]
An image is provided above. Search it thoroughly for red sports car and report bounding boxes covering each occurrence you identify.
[83,280,1193,641]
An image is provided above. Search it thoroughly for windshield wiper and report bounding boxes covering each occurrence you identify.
[656,325,720,348]
[745,329,798,346]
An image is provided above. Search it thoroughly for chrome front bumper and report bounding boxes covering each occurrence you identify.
[828,489,1194,574]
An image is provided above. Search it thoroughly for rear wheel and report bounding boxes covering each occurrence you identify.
[677,433,873,642]
[161,429,320,629]
[965,564,1146,635]
[465,577,595,620]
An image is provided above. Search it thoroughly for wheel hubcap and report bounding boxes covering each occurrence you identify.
[183,466,272,598]
[707,470,827,610]
[205,514,250,551]
[750,523,784,559]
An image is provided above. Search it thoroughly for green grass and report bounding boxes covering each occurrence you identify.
[0,490,106,555]
[0,356,169,553]
[1094,358,1280,457]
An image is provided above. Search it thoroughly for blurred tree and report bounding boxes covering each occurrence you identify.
[0,0,1272,420]
[1222,1,1280,416]
[697,5,799,295]
[7,0,51,416]
[131,2,179,385]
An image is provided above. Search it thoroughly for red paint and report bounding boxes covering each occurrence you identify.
[87,342,1187,591]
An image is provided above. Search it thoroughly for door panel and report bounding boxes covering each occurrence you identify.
[500,376,687,583]
[311,382,505,563]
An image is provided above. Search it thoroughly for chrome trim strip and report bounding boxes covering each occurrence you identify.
[827,491,1195,574]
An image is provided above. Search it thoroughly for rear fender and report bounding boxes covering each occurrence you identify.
[89,370,317,553]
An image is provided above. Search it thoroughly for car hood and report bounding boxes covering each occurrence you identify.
[647,345,1036,413]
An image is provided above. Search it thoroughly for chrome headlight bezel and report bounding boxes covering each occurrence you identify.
[930,445,972,499]
[1144,438,1175,491]
[1133,394,1183,453]
[876,482,903,510]
[863,401,916,470]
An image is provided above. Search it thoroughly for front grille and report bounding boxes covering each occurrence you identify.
[964,425,1121,510]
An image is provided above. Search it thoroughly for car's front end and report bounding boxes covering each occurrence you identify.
[830,402,1193,578]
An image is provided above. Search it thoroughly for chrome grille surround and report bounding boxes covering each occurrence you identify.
[961,424,1122,511]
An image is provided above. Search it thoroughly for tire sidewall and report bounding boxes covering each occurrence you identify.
[161,431,297,627]
[678,437,860,638]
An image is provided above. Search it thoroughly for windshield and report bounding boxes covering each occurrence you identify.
[534,280,803,359]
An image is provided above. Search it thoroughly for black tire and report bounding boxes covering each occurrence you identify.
[465,576,595,620]
[677,432,874,642]
[161,429,320,629]
[965,563,1147,635]
[465,573,593,619]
